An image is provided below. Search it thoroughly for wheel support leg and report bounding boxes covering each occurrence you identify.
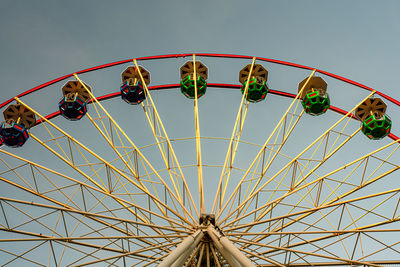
[158,230,204,267]
[207,225,256,267]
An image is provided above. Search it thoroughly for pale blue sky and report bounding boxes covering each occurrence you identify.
[1,0,400,100]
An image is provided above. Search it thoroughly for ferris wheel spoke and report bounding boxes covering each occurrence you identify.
[249,122,360,222]
[15,97,195,229]
[133,59,199,222]
[216,69,316,222]
[0,240,48,267]
[240,239,315,266]
[72,76,138,182]
[229,187,400,260]
[70,238,181,267]
[238,247,285,267]
[257,223,400,265]
[1,228,127,252]
[0,157,82,211]
[71,241,175,266]
[0,232,123,267]
[219,90,376,226]
[0,155,188,261]
[212,57,255,214]
[248,142,400,236]
[357,236,400,262]
[64,238,131,267]
[225,187,400,250]
[233,236,386,266]
[223,139,400,234]
[0,199,190,266]
[0,194,187,251]
[226,194,400,261]
[28,130,171,226]
[141,251,170,267]
[0,150,192,232]
[1,53,400,265]
[0,200,175,252]
[0,197,191,238]
[84,112,138,180]
[227,107,306,225]
[272,213,355,259]
[236,101,305,210]
[191,54,206,214]
[236,235,369,266]
[73,74,196,225]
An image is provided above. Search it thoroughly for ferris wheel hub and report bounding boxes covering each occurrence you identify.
[199,213,216,226]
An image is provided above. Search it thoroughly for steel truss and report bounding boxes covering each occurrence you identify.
[0,54,399,266]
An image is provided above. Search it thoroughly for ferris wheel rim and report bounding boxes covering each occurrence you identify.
[1,53,399,110]
[17,81,399,142]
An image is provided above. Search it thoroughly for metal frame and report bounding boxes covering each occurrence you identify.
[0,53,399,266]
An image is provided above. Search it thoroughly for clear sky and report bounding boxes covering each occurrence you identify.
[1,0,400,101]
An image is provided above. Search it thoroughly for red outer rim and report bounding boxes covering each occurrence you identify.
[35,83,399,141]
[1,53,398,141]
[2,53,400,109]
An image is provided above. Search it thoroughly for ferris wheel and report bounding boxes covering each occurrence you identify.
[0,53,399,266]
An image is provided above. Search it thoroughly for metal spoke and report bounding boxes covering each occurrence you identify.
[219,90,375,227]
[212,57,255,213]
[133,59,198,222]
[0,53,399,265]
[216,69,316,222]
